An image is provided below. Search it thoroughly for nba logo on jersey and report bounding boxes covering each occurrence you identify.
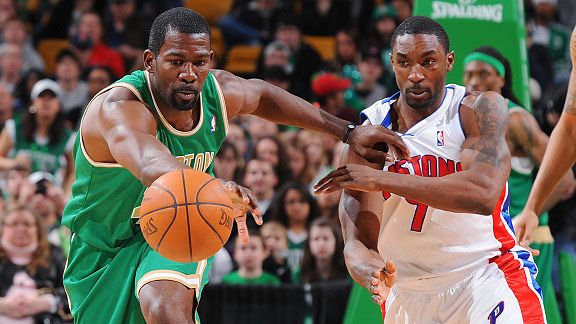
[436,130,445,146]
[210,116,216,133]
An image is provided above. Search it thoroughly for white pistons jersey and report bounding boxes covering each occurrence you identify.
[360,84,519,287]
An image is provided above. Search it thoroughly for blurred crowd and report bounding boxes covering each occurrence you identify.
[0,0,574,323]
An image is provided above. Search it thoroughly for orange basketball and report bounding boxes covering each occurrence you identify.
[139,169,235,262]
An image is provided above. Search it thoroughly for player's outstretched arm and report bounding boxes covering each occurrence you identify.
[315,91,510,216]
[338,144,396,305]
[97,88,186,186]
[516,26,576,249]
[212,69,409,163]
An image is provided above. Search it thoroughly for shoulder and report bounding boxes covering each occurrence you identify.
[460,91,508,136]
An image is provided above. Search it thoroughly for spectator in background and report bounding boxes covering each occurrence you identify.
[528,0,572,84]
[54,49,88,127]
[214,140,243,183]
[253,136,293,187]
[0,0,19,35]
[285,142,307,183]
[274,15,322,100]
[261,221,293,283]
[333,28,360,73]
[4,165,29,209]
[12,69,45,114]
[1,19,45,74]
[86,65,115,99]
[0,206,70,322]
[35,0,97,40]
[103,0,149,71]
[300,0,351,36]
[261,65,291,91]
[298,217,348,283]
[218,0,285,46]
[242,158,278,218]
[390,0,412,23]
[311,72,358,124]
[257,40,293,77]
[226,122,249,163]
[243,115,279,144]
[71,12,125,78]
[0,43,23,94]
[0,79,76,192]
[20,172,69,254]
[0,83,13,131]
[353,45,387,108]
[297,130,333,188]
[222,229,281,286]
[369,4,399,93]
[271,181,321,274]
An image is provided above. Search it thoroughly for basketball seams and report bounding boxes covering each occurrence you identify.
[140,202,233,218]
[182,169,194,262]
[195,178,227,244]
[146,183,178,251]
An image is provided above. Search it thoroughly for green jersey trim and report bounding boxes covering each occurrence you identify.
[211,73,230,135]
[77,82,145,169]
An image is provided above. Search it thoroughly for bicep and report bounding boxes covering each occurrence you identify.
[460,92,510,185]
[338,144,383,250]
[99,100,172,176]
[214,69,265,118]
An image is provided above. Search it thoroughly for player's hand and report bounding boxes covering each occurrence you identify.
[221,181,262,245]
[369,260,397,305]
[348,124,409,163]
[314,164,384,193]
[513,210,540,256]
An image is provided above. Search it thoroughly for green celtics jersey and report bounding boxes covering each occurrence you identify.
[62,70,229,252]
[507,101,548,225]
[10,117,74,185]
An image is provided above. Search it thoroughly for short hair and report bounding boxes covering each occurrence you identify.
[391,16,449,53]
[56,48,81,66]
[148,7,211,55]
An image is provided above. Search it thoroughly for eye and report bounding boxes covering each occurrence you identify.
[169,60,183,66]
[195,60,208,67]
[398,60,409,67]
[423,58,435,66]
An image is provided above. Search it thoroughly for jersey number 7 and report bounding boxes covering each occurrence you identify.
[383,193,428,232]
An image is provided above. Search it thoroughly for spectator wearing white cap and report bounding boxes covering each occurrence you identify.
[0,79,76,193]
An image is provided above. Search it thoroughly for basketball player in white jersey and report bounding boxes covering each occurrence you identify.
[315,16,547,323]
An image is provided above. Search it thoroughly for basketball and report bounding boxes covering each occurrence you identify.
[139,169,235,263]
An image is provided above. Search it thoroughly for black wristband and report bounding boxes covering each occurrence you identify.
[343,123,356,143]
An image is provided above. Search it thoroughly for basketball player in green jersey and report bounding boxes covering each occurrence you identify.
[61,7,409,324]
[463,46,575,323]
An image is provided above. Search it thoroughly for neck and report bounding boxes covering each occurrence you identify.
[2,72,18,84]
[289,221,307,233]
[397,90,446,130]
[255,190,273,202]
[59,78,78,91]
[36,122,51,136]
[239,267,262,279]
[1,237,38,266]
[315,258,331,280]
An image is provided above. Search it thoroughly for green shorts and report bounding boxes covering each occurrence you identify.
[63,232,211,324]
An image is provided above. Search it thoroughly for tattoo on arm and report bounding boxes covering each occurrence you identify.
[469,93,508,167]
[509,112,542,163]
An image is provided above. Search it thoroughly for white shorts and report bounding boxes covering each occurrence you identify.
[382,252,546,324]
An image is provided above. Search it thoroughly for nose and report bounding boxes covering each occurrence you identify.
[408,64,425,84]
[179,63,198,83]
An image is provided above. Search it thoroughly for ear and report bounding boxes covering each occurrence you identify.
[143,49,155,73]
[446,51,455,72]
[496,75,505,90]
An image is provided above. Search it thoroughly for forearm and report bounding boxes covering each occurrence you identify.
[0,156,16,170]
[252,81,349,141]
[343,240,380,286]
[526,114,576,215]
[380,171,505,215]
